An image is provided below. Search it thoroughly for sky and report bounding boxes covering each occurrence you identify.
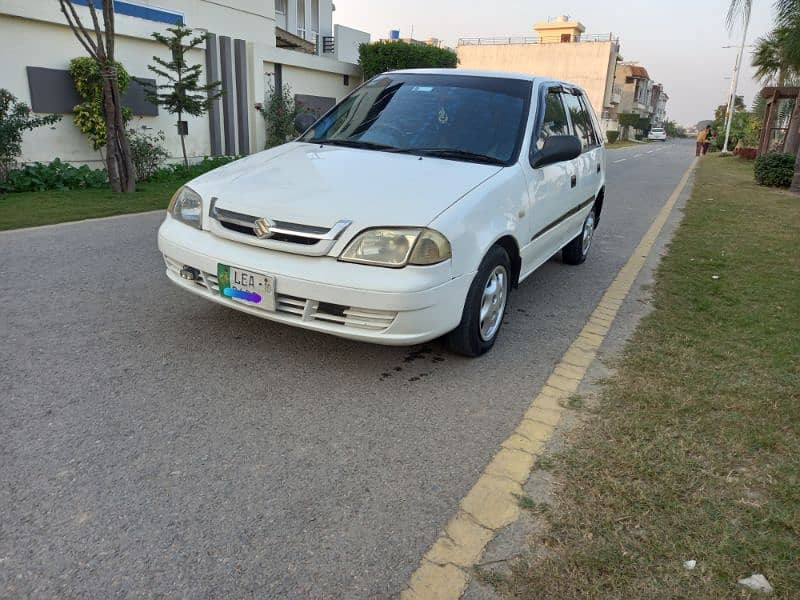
[333,0,775,127]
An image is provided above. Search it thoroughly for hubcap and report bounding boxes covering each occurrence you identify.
[479,265,508,342]
[582,211,595,255]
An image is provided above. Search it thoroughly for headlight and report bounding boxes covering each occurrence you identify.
[339,228,451,268]
[167,186,203,229]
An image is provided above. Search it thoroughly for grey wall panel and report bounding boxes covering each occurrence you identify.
[295,94,336,117]
[26,67,81,114]
[26,67,158,116]
[219,36,236,156]
[234,39,250,155]
[205,33,223,156]
[122,78,158,116]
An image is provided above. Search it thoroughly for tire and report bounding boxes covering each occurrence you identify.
[447,245,511,357]
[562,206,596,266]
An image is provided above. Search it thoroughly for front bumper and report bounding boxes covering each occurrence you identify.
[157,216,473,345]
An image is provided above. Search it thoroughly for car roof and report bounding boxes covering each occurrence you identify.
[388,68,541,83]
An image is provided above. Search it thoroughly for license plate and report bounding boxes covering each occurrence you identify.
[217,264,276,311]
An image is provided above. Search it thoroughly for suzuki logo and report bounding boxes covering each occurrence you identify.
[253,217,273,239]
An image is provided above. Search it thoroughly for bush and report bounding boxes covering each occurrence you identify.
[0,158,107,193]
[128,128,169,181]
[606,130,620,144]
[259,81,298,149]
[359,41,458,80]
[754,152,794,187]
[148,155,238,182]
[734,147,758,160]
[0,89,61,182]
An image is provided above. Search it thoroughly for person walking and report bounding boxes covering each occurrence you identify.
[696,127,708,156]
[703,128,714,155]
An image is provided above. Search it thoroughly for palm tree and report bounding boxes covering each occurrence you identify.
[730,0,800,191]
[753,29,796,85]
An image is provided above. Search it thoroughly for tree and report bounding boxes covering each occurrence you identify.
[618,113,641,140]
[69,57,132,152]
[358,41,458,80]
[144,26,222,167]
[59,0,135,192]
[0,89,61,182]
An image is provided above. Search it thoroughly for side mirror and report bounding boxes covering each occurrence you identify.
[531,135,582,169]
[294,112,317,135]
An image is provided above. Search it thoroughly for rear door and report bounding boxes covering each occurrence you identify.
[561,90,603,215]
[519,86,583,278]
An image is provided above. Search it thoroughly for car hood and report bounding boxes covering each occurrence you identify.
[189,142,503,230]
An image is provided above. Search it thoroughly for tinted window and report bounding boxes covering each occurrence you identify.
[562,92,597,151]
[535,91,570,151]
[302,74,532,165]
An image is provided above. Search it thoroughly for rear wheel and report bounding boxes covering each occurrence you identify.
[562,207,596,265]
[447,246,511,357]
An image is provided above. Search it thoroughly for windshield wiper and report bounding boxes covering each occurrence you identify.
[404,148,506,166]
[310,138,399,151]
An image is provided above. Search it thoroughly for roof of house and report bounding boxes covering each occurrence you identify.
[628,65,650,79]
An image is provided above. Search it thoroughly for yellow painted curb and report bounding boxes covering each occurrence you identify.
[402,159,697,599]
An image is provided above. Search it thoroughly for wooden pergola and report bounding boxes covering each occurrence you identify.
[758,86,800,155]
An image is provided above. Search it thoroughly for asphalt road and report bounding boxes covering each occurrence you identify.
[1,139,695,599]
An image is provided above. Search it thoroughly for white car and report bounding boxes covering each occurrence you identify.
[648,127,667,142]
[158,69,606,356]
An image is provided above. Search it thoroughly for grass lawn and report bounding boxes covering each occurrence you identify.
[499,156,800,597]
[0,178,181,231]
[606,139,647,149]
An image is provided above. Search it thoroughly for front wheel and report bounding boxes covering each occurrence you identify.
[447,245,511,357]
[562,207,596,265]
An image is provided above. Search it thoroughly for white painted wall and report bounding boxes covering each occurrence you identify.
[1,14,210,166]
[334,24,370,66]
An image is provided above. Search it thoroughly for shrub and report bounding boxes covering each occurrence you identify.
[0,89,61,182]
[259,81,298,149]
[606,130,620,144]
[148,155,238,182]
[0,158,107,193]
[69,57,132,151]
[359,41,458,80]
[754,152,794,187]
[735,147,758,160]
[128,128,169,181]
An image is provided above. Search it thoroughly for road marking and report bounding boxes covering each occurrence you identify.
[0,209,165,235]
[634,153,643,157]
[613,158,627,163]
[401,157,699,600]
[647,150,654,154]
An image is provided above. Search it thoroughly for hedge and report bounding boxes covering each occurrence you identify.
[754,152,794,187]
[359,41,457,80]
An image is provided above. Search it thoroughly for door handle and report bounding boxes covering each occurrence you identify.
[571,174,577,188]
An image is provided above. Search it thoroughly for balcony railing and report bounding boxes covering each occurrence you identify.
[458,33,618,46]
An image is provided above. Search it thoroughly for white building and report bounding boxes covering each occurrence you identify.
[0,0,369,166]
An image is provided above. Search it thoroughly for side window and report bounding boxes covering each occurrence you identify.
[535,90,570,152]
[562,92,597,152]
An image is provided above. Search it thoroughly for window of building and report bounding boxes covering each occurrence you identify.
[535,90,570,152]
[310,0,319,35]
[275,0,287,14]
[297,0,306,37]
[562,92,599,151]
[560,34,571,43]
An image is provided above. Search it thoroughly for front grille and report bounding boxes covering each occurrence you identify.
[218,221,318,245]
[164,257,397,332]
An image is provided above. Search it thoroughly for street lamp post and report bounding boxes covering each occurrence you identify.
[721,12,751,154]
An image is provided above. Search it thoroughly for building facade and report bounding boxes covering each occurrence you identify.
[0,0,369,166]
[609,63,669,131]
[456,16,621,133]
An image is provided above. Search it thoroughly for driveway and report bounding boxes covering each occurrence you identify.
[0,140,695,599]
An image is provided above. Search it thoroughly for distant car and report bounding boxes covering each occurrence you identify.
[158,69,607,356]
[648,127,667,142]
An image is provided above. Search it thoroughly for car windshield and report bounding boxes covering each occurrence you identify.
[300,73,532,166]
[652,128,664,133]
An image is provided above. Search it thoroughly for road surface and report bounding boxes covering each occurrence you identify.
[0,140,695,598]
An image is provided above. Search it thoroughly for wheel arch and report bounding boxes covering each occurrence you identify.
[492,234,522,288]
[594,186,605,227]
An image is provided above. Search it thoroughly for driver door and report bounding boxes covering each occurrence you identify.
[519,88,582,278]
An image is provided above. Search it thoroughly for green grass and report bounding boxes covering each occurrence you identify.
[0,178,181,230]
[607,140,647,149]
[499,155,800,598]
